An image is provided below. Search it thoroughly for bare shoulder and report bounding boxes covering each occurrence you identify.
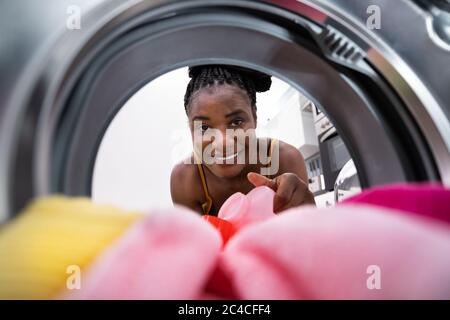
[277,140,305,160]
[274,139,308,181]
[170,157,196,182]
[170,156,203,212]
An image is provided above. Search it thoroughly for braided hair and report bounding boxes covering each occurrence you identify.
[184,64,272,113]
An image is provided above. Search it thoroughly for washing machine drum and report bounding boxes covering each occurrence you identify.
[0,0,449,219]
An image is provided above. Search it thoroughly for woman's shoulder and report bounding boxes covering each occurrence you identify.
[257,137,303,159]
[269,138,308,181]
[170,155,205,212]
[260,137,306,175]
[277,139,305,160]
[170,155,199,184]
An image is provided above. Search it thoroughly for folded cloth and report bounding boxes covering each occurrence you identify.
[66,206,222,300]
[0,197,143,299]
[341,183,450,225]
[65,185,450,299]
[2,184,450,299]
[201,186,276,246]
[68,186,276,299]
[220,204,450,299]
[217,186,275,230]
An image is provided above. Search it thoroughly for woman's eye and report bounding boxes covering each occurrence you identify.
[194,123,210,132]
[230,119,244,127]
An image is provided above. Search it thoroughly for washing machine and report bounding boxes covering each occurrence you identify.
[0,0,449,222]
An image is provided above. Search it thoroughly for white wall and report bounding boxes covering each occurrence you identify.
[91,67,314,212]
[92,68,191,211]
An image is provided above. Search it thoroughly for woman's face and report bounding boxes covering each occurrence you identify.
[187,84,257,178]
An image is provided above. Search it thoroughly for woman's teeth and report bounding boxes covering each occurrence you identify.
[216,152,239,161]
[215,148,245,161]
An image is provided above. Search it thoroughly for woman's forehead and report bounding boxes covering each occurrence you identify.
[189,84,251,115]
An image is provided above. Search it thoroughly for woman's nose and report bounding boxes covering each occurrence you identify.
[212,130,236,155]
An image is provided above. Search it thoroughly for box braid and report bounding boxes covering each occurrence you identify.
[184,64,272,113]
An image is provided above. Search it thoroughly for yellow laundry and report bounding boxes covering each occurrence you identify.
[0,196,144,299]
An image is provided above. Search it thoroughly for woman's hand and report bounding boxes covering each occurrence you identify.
[247,172,316,213]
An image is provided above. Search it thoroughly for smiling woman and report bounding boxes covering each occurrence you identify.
[170,64,316,216]
[1,0,449,223]
[2,0,450,301]
[92,66,324,213]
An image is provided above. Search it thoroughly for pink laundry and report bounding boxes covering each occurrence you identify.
[66,184,450,300]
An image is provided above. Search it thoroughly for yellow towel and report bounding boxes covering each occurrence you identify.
[0,196,144,299]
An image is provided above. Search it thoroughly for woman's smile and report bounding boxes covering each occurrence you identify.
[215,152,238,162]
[213,145,246,163]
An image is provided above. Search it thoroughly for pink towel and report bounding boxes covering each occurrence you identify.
[218,186,275,230]
[341,183,450,225]
[221,205,450,299]
[66,184,450,299]
[66,207,222,299]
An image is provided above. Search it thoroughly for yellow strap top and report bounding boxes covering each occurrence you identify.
[196,138,277,215]
[195,154,213,215]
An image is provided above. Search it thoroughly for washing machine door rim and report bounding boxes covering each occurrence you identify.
[1,0,449,218]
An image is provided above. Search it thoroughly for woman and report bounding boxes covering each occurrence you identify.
[171,64,315,215]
